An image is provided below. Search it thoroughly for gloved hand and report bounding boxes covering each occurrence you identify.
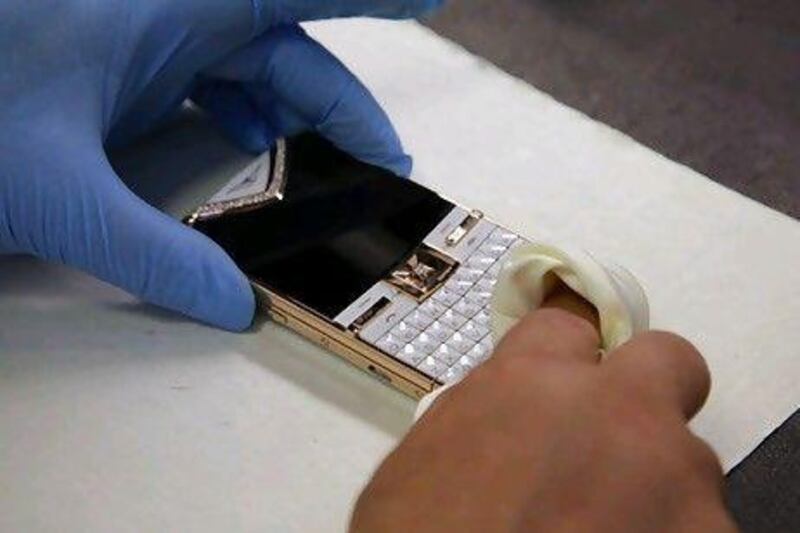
[0,0,441,331]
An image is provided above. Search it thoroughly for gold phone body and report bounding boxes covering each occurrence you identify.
[255,286,437,399]
[187,135,522,400]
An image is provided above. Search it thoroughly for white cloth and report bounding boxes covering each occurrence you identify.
[490,243,649,350]
[1,19,799,533]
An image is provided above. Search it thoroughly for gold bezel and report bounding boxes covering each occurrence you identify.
[185,139,288,224]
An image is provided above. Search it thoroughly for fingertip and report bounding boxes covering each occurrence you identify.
[265,0,446,25]
[105,187,257,332]
[192,80,274,154]
[224,122,272,154]
[218,285,257,332]
[609,331,711,419]
[198,255,257,331]
[240,28,410,176]
[236,125,273,155]
[377,152,413,178]
[315,76,410,177]
[143,228,257,331]
[378,0,446,19]
[629,331,711,396]
[397,154,413,178]
[409,0,446,18]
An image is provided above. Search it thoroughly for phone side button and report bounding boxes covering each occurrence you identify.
[366,364,393,386]
[270,310,289,325]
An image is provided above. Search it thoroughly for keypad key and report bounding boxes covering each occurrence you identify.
[487,259,505,278]
[439,309,468,331]
[473,309,491,328]
[447,332,476,354]
[418,356,448,379]
[468,341,491,363]
[444,277,473,296]
[412,332,439,355]
[456,354,478,371]
[488,227,519,247]
[397,344,426,367]
[376,334,403,356]
[464,287,492,308]
[460,321,490,342]
[507,239,526,252]
[391,321,420,343]
[465,253,495,273]
[433,284,461,306]
[419,298,448,319]
[425,321,455,343]
[452,298,481,319]
[476,277,497,293]
[497,242,523,264]
[479,242,507,260]
[434,345,461,366]
[404,310,435,331]
[454,267,484,284]
[479,335,493,353]
[441,364,467,384]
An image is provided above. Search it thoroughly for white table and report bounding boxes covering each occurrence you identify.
[2,20,799,532]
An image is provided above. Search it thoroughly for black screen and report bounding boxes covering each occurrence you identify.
[192,134,454,319]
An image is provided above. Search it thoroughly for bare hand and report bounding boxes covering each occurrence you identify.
[351,309,737,532]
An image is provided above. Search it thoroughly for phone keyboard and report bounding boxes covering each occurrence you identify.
[370,226,524,384]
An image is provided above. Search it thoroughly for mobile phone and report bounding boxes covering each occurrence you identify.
[185,134,525,399]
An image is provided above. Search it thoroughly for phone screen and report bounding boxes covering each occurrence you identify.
[192,135,454,319]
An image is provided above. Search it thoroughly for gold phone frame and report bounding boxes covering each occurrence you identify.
[254,284,438,400]
[185,137,491,400]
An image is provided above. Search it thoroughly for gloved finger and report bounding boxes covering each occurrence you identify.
[192,79,277,154]
[191,77,310,154]
[266,0,444,26]
[3,140,255,331]
[205,25,412,176]
[156,0,443,68]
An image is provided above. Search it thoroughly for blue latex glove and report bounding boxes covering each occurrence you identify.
[0,1,441,331]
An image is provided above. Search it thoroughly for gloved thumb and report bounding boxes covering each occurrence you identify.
[2,138,255,331]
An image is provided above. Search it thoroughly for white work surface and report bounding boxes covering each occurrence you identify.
[2,20,800,533]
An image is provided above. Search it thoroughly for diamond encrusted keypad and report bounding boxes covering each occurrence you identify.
[370,222,523,384]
